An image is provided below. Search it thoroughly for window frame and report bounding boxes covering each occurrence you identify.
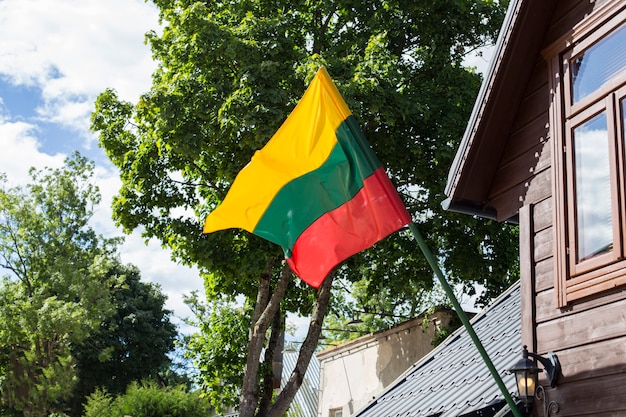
[547,3,626,306]
[565,97,621,277]
[329,407,343,417]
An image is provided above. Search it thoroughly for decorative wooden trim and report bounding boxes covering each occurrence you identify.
[519,204,537,350]
[566,264,626,302]
[548,52,568,308]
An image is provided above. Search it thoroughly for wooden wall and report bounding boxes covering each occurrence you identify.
[495,0,626,415]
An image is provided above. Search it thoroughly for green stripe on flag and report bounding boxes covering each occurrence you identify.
[253,116,381,253]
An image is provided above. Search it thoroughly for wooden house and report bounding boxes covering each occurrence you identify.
[444,0,626,414]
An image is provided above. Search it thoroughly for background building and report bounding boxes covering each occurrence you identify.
[317,309,455,417]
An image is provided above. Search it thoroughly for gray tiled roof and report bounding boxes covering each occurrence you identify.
[354,282,521,417]
[282,351,320,417]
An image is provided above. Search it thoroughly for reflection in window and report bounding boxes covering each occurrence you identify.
[573,111,612,262]
[571,22,626,104]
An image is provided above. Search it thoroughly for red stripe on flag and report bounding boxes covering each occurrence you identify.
[286,168,411,288]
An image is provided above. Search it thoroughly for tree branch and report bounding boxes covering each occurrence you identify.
[267,271,335,417]
[189,160,226,200]
[0,220,32,295]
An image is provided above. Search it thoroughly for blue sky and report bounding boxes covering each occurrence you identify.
[0,0,207,333]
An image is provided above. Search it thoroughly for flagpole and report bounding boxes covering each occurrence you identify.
[408,222,523,417]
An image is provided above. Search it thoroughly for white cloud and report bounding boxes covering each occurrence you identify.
[0,0,159,140]
[87,147,198,318]
[91,155,204,332]
[0,118,65,185]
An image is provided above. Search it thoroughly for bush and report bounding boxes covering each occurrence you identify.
[82,381,213,417]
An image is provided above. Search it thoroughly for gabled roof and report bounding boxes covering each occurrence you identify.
[353,282,520,417]
[444,0,556,221]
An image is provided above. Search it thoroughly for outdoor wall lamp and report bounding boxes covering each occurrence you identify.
[509,345,561,416]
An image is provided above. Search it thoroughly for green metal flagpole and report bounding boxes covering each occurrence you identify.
[408,222,523,417]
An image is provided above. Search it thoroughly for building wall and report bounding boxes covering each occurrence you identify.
[315,311,453,417]
[495,0,626,415]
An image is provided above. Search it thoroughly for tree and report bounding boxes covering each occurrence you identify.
[68,261,177,417]
[91,1,516,416]
[0,154,122,416]
[182,294,251,413]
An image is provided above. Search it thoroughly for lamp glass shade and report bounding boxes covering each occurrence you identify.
[515,369,538,402]
[509,347,542,404]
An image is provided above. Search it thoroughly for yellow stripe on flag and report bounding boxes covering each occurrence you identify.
[204,67,352,234]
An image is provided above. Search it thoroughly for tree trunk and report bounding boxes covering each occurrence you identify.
[238,272,270,416]
[256,309,283,417]
[238,263,292,417]
[267,271,335,417]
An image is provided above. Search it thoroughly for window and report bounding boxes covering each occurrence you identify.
[330,408,343,417]
[548,3,626,305]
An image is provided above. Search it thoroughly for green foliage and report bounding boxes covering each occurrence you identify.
[82,381,213,417]
[322,274,460,344]
[418,306,463,347]
[0,153,122,416]
[91,0,518,411]
[68,262,178,417]
[182,294,250,412]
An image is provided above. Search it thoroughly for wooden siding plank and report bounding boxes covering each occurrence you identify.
[542,0,595,48]
[545,371,626,416]
[535,287,559,324]
[519,205,536,348]
[556,336,626,383]
[534,227,553,263]
[535,257,554,293]
[535,297,626,352]
[524,165,552,204]
[490,165,552,221]
[490,186,525,222]
[490,145,540,197]
[533,139,552,173]
[524,57,549,96]
[500,119,549,167]
[532,196,552,233]
[535,285,626,323]
[510,86,550,133]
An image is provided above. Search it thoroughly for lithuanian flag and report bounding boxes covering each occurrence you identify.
[203,67,412,288]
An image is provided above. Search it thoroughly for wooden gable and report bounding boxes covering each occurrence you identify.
[445,0,595,222]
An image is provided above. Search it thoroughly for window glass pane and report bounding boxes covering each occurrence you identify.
[571,23,626,103]
[573,111,613,262]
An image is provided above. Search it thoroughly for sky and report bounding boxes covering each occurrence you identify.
[0,0,207,333]
[0,0,493,339]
